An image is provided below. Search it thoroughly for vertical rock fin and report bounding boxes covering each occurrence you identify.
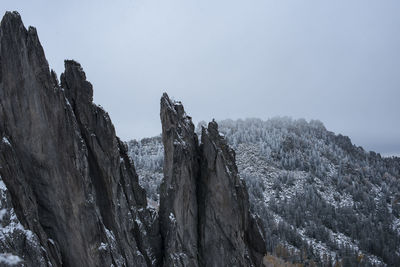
[160,96,267,267]
[159,93,200,267]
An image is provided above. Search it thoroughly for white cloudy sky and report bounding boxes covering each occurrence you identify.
[2,0,400,155]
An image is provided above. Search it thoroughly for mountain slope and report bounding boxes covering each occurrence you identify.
[128,117,400,266]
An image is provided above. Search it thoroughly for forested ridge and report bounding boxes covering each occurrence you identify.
[129,117,400,266]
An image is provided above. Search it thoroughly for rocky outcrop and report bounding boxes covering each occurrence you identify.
[159,94,200,267]
[160,94,266,267]
[0,172,49,266]
[0,11,266,267]
[199,121,266,267]
[0,11,160,266]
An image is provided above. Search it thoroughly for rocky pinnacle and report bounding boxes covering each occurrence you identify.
[0,11,160,266]
[0,11,266,267]
[160,94,266,267]
[159,93,200,267]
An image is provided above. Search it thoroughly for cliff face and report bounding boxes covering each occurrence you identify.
[160,95,266,267]
[199,121,266,267]
[159,94,200,267]
[0,12,160,266]
[0,11,266,267]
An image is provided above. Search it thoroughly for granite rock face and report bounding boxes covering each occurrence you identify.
[0,11,160,266]
[0,11,266,267]
[159,94,200,267]
[160,94,266,267]
[199,121,266,267]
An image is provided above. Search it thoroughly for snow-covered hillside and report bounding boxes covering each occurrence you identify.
[128,117,400,266]
[127,137,163,207]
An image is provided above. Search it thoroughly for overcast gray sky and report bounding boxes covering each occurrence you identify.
[2,0,400,155]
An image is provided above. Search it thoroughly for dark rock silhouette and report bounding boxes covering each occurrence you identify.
[160,94,266,267]
[0,11,160,266]
[0,11,266,267]
[159,94,200,267]
[199,120,266,266]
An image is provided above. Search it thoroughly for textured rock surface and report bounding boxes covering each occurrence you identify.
[159,94,199,267]
[0,11,266,267]
[199,121,266,267]
[0,173,49,267]
[160,94,266,267]
[0,11,160,266]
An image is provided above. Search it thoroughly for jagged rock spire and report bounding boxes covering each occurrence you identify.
[61,60,94,107]
[0,10,266,267]
[159,93,200,267]
[199,120,266,266]
[0,11,161,267]
[160,94,267,267]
